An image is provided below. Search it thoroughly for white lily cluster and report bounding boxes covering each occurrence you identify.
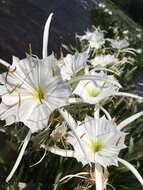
[0,13,143,189]
[98,3,113,15]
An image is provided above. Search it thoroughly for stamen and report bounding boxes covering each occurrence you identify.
[28,43,32,56]
[32,87,45,103]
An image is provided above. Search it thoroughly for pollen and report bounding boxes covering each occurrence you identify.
[89,139,103,153]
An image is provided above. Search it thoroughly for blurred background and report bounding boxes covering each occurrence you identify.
[0,0,143,61]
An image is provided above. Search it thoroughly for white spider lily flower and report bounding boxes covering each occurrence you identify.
[73,71,119,104]
[77,28,105,49]
[67,115,126,167]
[73,70,143,104]
[0,13,71,182]
[2,54,71,182]
[90,55,118,67]
[108,39,137,55]
[47,111,143,189]
[0,13,70,133]
[60,51,88,80]
[0,55,71,133]
[67,112,143,188]
[109,39,129,50]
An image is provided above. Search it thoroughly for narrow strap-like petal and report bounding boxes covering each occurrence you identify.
[6,130,32,182]
[66,75,121,88]
[59,108,91,166]
[0,59,10,68]
[95,164,103,190]
[94,108,100,137]
[113,92,143,100]
[118,111,143,130]
[94,108,100,119]
[42,13,53,59]
[47,146,74,157]
[98,106,112,120]
[68,97,84,104]
[118,158,143,186]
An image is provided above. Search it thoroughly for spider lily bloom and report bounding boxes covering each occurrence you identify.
[73,70,143,105]
[2,54,71,182]
[73,71,119,104]
[60,51,88,80]
[90,55,118,67]
[0,13,71,182]
[108,39,137,55]
[77,27,105,49]
[109,39,129,50]
[67,113,143,189]
[47,110,143,189]
[67,115,126,167]
[0,54,71,133]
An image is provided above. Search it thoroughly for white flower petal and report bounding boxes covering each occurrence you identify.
[47,146,74,157]
[67,114,125,167]
[42,13,53,58]
[59,108,91,166]
[0,54,71,133]
[78,28,105,49]
[95,164,103,190]
[118,111,143,130]
[118,158,143,186]
[113,92,143,100]
[60,51,88,80]
[90,55,118,67]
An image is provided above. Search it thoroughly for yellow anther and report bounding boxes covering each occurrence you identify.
[29,43,32,56]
